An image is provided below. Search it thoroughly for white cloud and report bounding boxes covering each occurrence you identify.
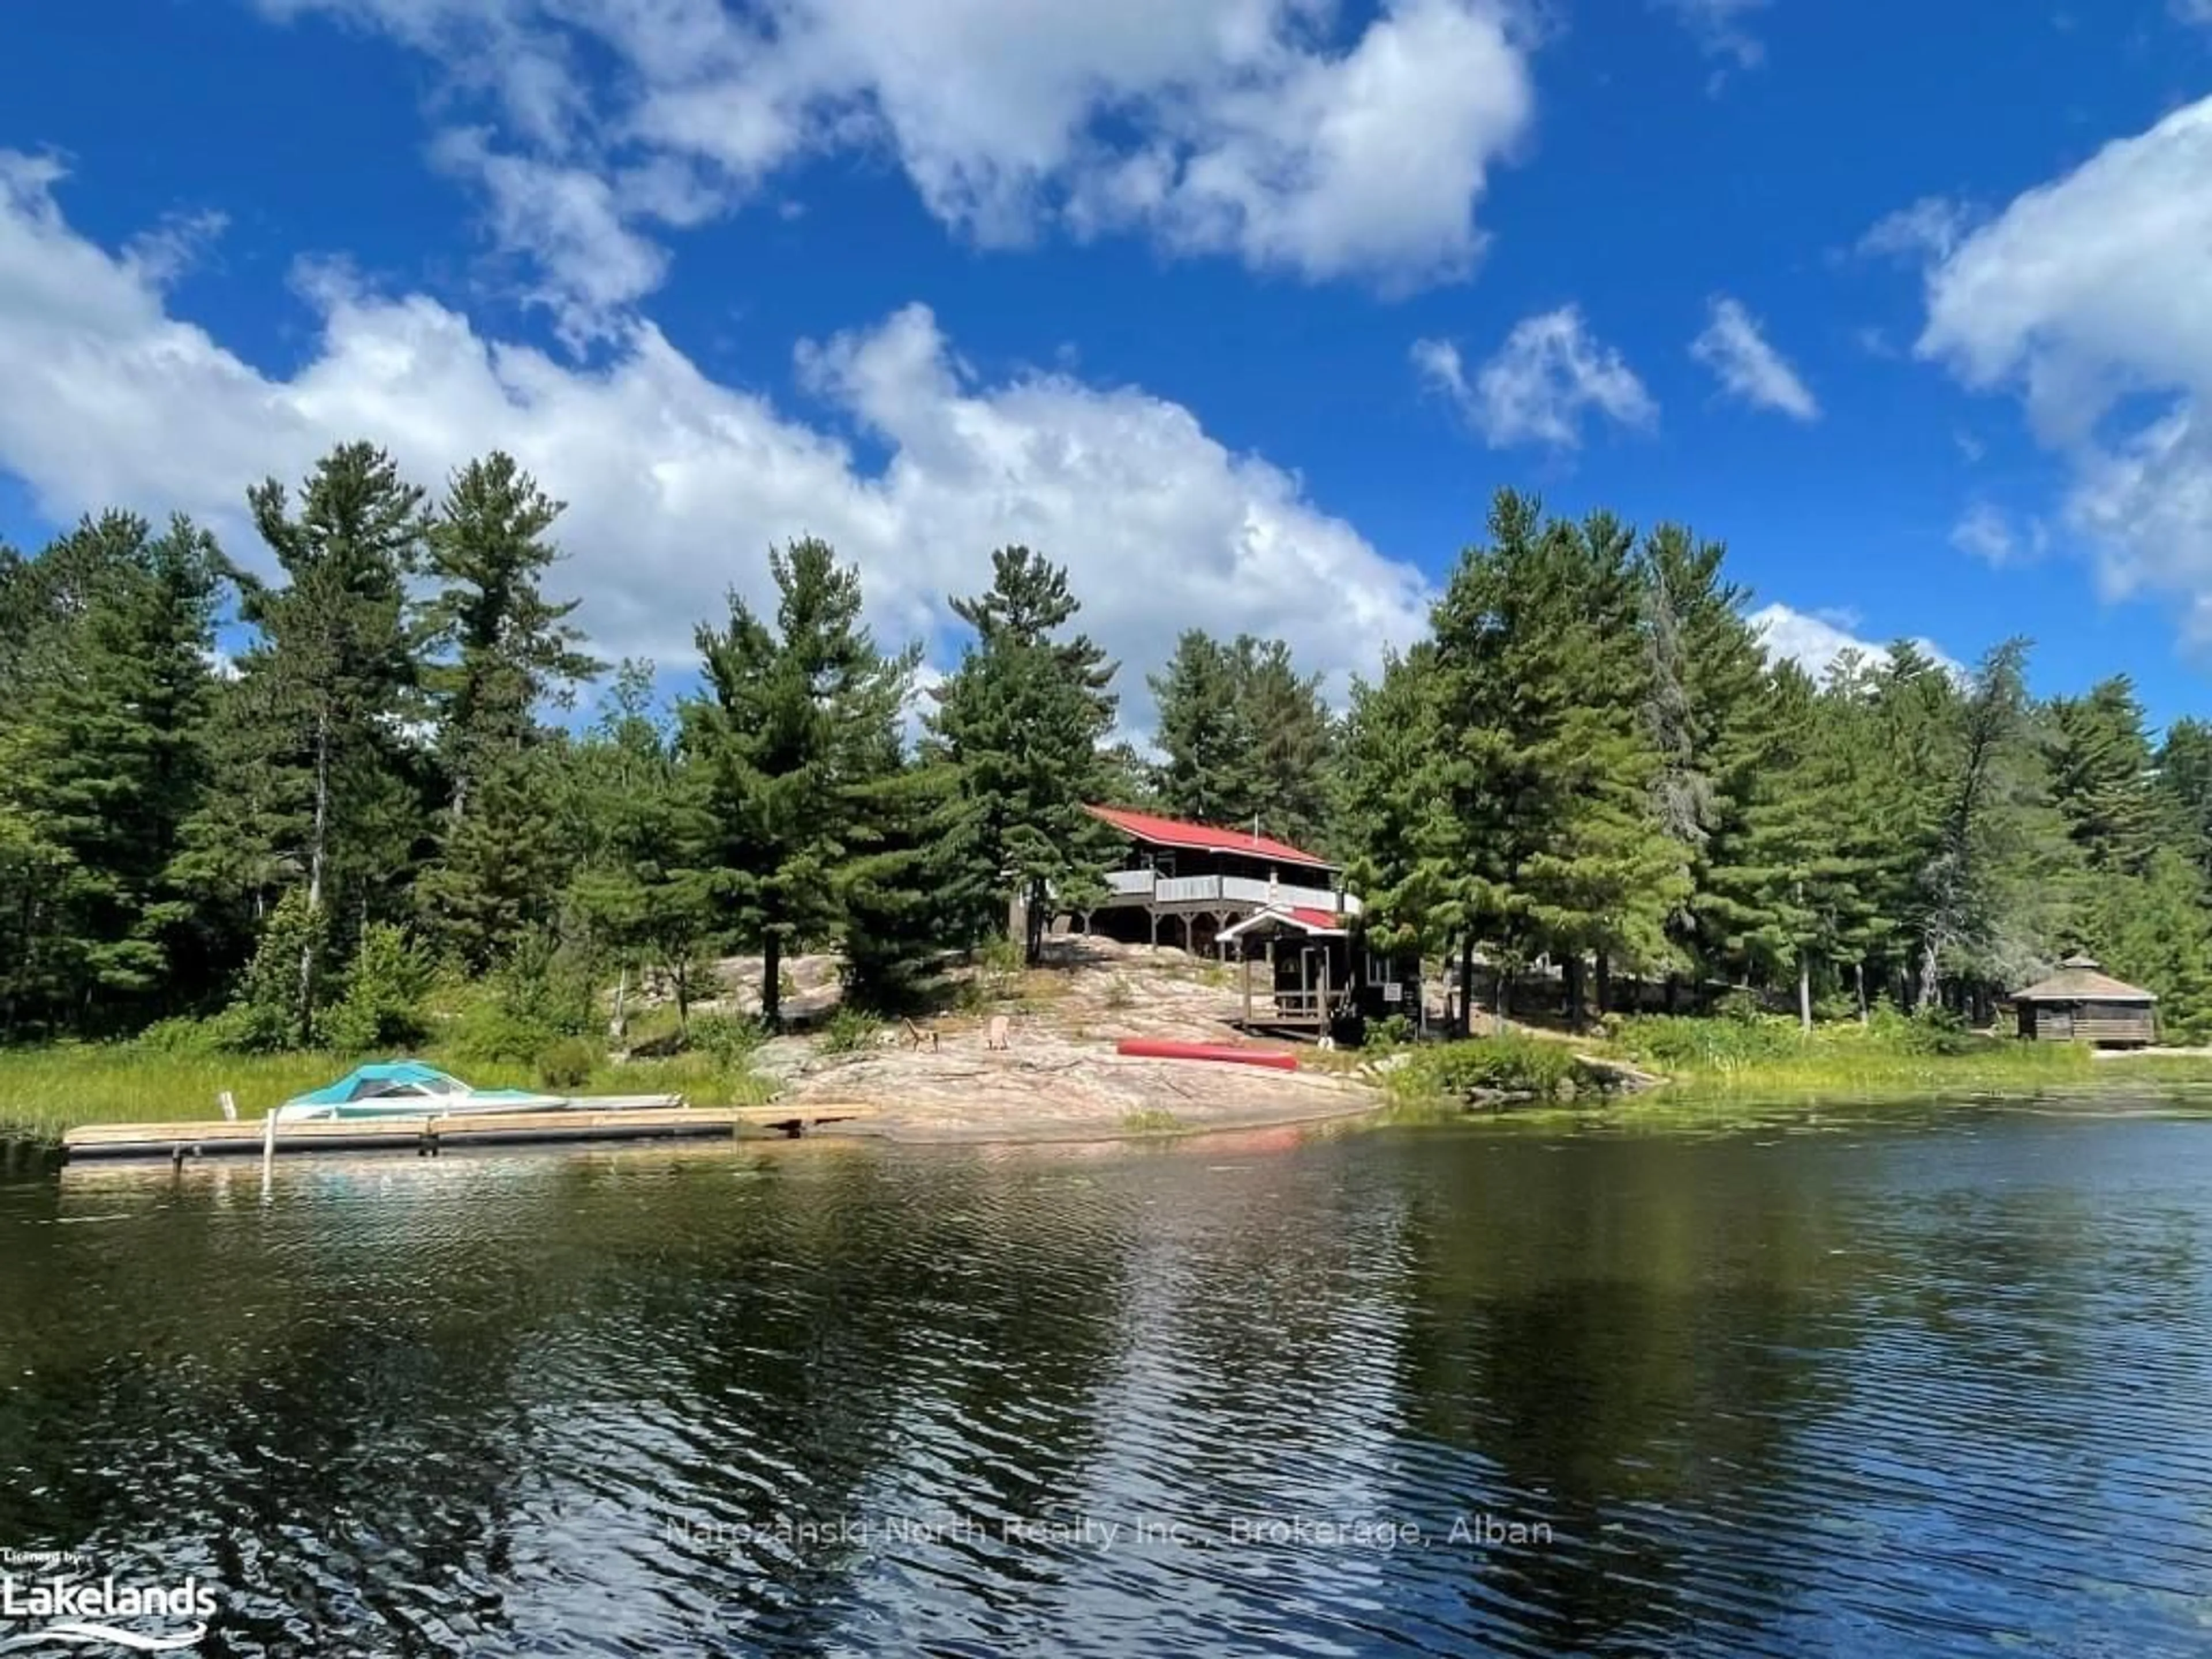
[1950,502,2012,565]
[1749,601,1957,680]
[1950,501,2048,568]
[255,0,1539,327]
[2173,1,2212,26]
[1857,195,1979,266]
[1689,296,1819,421]
[0,154,1429,729]
[1654,0,1768,73]
[1915,94,2212,640]
[430,130,671,346]
[1414,306,1656,449]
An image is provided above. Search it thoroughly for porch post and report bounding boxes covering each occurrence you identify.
[1242,949,1253,1025]
[1147,907,1159,948]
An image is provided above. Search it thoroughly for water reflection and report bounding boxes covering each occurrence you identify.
[0,1107,2209,1654]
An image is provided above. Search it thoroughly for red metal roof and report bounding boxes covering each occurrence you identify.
[1283,906,1348,932]
[1084,804,1336,870]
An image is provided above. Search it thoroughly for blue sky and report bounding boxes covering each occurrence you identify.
[5,0,2212,732]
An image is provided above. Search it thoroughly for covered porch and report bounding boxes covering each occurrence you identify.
[1219,907,1354,1035]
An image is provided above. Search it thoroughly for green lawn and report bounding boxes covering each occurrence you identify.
[0,1043,775,1145]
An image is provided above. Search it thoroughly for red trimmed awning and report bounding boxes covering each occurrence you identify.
[1218,906,1349,942]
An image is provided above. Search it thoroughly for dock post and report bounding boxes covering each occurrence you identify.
[261,1110,275,1181]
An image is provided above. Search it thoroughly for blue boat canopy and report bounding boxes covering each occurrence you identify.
[288,1060,471,1107]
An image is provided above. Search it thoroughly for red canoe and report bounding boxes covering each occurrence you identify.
[1115,1038,1298,1071]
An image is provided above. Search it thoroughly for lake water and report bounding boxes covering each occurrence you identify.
[4,1096,2212,1656]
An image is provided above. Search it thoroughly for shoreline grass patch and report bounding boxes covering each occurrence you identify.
[1384,1035,1619,1109]
[0,1039,774,1146]
[1119,1107,1183,1134]
[1609,1009,2109,1097]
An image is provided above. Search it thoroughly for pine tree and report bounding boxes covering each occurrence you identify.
[1149,631,1254,825]
[1,513,229,1031]
[1907,639,2067,1012]
[2048,676,2159,875]
[415,453,601,968]
[1709,664,1853,1026]
[839,753,961,1009]
[192,442,429,1044]
[2081,847,2212,1041]
[0,720,70,1036]
[1640,522,1772,984]
[2156,717,2212,881]
[929,547,1120,965]
[1230,635,1336,851]
[1149,630,1335,847]
[569,663,719,1034]
[1336,642,1453,981]
[684,539,915,1024]
[1097,740,1164,812]
[1428,494,1688,1026]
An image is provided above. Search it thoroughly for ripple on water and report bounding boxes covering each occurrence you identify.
[5,1112,2212,1654]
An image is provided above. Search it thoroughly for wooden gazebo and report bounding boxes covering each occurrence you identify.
[2010,955,2157,1047]
[1219,906,1352,1035]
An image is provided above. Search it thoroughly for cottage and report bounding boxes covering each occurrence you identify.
[1066,805,1361,956]
[2010,955,2158,1047]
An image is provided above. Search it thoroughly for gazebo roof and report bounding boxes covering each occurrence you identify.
[2010,954,2157,1005]
[1218,906,1348,942]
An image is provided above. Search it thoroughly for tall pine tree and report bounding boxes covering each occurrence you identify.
[684,539,915,1025]
[415,452,601,968]
[190,442,429,1044]
[929,547,1119,965]
[1,513,229,1031]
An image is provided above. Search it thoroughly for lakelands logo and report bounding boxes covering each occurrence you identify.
[0,1556,215,1653]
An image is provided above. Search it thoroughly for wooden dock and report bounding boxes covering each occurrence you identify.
[62,1103,881,1163]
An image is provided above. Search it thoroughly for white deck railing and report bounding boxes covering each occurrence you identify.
[1096,870,1362,916]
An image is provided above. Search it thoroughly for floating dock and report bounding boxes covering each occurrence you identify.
[62,1103,880,1163]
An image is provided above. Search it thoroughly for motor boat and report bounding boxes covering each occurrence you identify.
[275,1059,681,1123]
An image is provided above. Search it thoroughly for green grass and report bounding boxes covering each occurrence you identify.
[1650,1042,2097,1097]
[817,1007,882,1055]
[1606,1010,2212,1103]
[1119,1107,1184,1134]
[0,1041,774,1145]
[1368,1010,2212,1119]
[1383,1034,1618,1109]
[1607,1010,2107,1099]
